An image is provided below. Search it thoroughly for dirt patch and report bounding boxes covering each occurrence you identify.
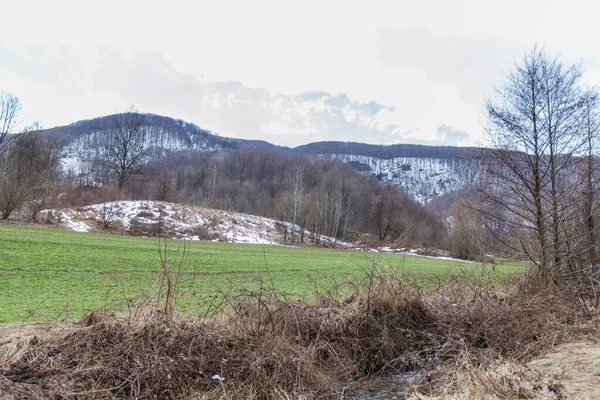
[403,340,600,400]
[526,341,600,399]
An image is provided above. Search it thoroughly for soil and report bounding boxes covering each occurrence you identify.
[524,341,600,399]
[402,340,600,400]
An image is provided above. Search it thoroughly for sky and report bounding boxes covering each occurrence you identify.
[1,0,599,147]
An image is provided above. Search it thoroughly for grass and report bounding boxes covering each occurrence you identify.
[0,225,524,323]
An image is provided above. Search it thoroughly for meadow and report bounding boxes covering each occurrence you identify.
[0,225,523,323]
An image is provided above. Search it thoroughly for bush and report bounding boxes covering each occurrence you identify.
[1,268,597,399]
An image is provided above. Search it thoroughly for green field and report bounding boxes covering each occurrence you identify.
[0,225,523,323]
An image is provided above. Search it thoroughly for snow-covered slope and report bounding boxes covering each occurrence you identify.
[41,201,283,244]
[60,129,225,176]
[39,200,473,262]
[55,115,233,176]
[47,113,483,203]
[325,154,481,203]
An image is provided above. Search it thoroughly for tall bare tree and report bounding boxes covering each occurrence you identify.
[539,57,587,268]
[581,90,600,265]
[0,91,22,154]
[370,184,402,241]
[102,109,146,190]
[284,159,306,241]
[482,47,590,279]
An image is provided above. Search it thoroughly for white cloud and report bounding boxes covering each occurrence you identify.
[2,0,600,147]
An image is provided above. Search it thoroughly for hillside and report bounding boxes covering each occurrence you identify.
[46,113,281,176]
[43,113,482,204]
[293,141,481,159]
[41,200,366,249]
[325,153,480,203]
[293,142,482,203]
[38,200,464,261]
[42,200,286,244]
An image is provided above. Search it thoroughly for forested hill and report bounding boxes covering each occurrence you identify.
[293,141,482,159]
[44,112,482,204]
[45,113,281,154]
[293,142,483,203]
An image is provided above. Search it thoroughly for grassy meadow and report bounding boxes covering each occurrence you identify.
[0,225,523,323]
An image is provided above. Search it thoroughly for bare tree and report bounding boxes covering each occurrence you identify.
[156,171,176,202]
[482,47,589,279]
[446,200,486,261]
[27,124,62,221]
[0,91,22,154]
[0,126,59,219]
[539,57,587,269]
[102,109,146,190]
[370,184,400,241]
[581,90,600,265]
[284,159,306,241]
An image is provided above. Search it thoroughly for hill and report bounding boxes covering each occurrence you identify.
[293,141,481,159]
[41,112,482,204]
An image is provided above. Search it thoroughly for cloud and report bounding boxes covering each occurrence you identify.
[377,26,526,107]
[436,125,469,144]
[1,44,414,147]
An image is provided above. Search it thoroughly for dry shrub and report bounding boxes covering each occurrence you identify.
[409,270,599,398]
[409,347,542,400]
[63,184,125,210]
[0,275,435,399]
[185,223,218,241]
[1,268,598,399]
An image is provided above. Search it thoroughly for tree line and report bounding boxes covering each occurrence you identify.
[137,147,444,247]
[293,141,481,160]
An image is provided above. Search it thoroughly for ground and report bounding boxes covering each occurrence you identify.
[405,340,600,399]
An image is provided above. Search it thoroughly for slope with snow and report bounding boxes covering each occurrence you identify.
[42,201,283,244]
[48,113,484,203]
[325,154,482,203]
[59,126,229,177]
[39,200,473,263]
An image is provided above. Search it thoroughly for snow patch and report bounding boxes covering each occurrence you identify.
[41,201,476,263]
[64,219,91,232]
[42,201,282,245]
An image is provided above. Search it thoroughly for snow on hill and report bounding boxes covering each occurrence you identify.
[325,154,481,203]
[56,119,232,177]
[41,201,283,244]
[45,200,363,248]
[46,113,484,203]
[50,113,280,177]
[38,200,473,262]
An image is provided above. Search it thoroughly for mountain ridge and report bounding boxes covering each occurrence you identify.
[41,112,483,203]
[293,141,482,159]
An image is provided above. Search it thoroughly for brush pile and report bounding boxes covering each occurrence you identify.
[1,270,598,399]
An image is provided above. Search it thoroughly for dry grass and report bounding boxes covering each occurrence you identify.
[1,268,598,399]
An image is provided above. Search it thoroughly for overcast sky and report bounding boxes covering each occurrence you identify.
[1,0,598,147]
